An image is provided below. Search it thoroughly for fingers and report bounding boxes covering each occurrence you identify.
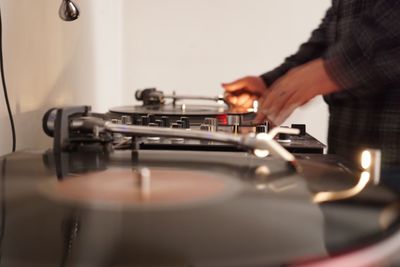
[262,90,289,120]
[236,94,251,106]
[253,91,270,123]
[225,94,238,106]
[257,90,269,108]
[222,76,267,95]
[255,104,295,126]
[223,78,251,108]
[273,104,297,126]
[258,92,296,125]
[259,88,309,125]
[256,89,292,125]
[262,75,294,115]
[255,68,303,125]
[254,79,297,125]
[272,90,312,125]
[252,60,328,126]
[222,78,248,93]
[223,76,270,115]
[254,109,268,124]
[225,92,253,106]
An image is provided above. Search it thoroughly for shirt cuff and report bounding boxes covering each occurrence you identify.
[260,71,279,87]
[260,64,293,87]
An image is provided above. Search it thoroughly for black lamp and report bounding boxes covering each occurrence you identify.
[59,0,80,21]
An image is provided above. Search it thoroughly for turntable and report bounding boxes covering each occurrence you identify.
[1,104,400,266]
[108,88,257,125]
[107,88,326,154]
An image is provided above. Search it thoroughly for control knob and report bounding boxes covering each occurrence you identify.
[200,124,212,132]
[256,125,268,134]
[148,114,156,124]
[291,124,306,136]
[176,120,184,128]
[161,116,170,127]
[141,116,149,126]
[171,123,180,129]
[278,126,291,143]
[155,120,163,127]
[181,117,190,129]
[121,115,131,125]
[204,118,218,132]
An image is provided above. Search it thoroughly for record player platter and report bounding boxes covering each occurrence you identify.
[110,88,250,116]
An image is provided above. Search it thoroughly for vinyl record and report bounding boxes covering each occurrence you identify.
[109,104,253,116]
[2,150,400,267]
[40,167,242,210]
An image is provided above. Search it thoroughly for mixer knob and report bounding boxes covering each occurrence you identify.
[141,116,149,126]
[176,120,184,128]
[121,115,131,125]
[256,125,268,134]
[147,123,161,141]
[204,118,218,132]
[291,124,306,136]
[131,114,140,125]
[200,124,212,132]
[170,123,185,142]
[232,124,240,134]
[180,117,190,129]
[161,116,170,127]
[171,123,180,129]
[278,126,291,143]
[155,120,163,127]
[148,114,156,124]
[227,115,241,126]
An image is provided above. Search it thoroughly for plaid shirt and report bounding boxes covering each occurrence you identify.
[261,0,400,168]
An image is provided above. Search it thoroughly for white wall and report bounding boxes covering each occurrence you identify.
[0,0,124,155]
[0,0,331,155]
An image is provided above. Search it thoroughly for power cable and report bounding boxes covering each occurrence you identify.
[0,5,16,152]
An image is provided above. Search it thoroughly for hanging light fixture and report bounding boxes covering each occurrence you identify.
[59,0,80,21]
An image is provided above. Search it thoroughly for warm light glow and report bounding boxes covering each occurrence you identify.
[217,95,225,105]
[313,171,370,203]
[253,100,259,113]
[137,168,151,200]
[361,150,372,170]
[256,184,267,190]
[254,133,271,158]
[254,149,270,158]
[255,165,271,177]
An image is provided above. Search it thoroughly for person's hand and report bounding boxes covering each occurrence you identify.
[255,58,340,125]
[222,76,268,111]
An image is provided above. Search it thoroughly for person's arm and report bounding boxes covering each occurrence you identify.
[324,1,400,98]
[260,7,333,86]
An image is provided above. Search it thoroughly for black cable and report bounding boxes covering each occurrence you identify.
[0,159,7,263]
[0,5,16,152]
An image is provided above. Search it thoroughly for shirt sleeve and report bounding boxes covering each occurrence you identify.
[260,8,333,86]
[324,1,400,98]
